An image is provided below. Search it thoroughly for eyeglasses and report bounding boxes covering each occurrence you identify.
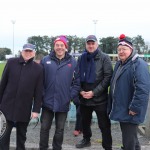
[117,48,129,52]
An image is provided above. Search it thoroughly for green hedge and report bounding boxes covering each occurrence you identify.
[0,63,5,78]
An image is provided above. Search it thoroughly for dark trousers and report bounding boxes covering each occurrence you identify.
[120,122,141,150]
[80,104,112,150]
[75,105,82,131]
[39,108,67,150]
[0,120,29,150]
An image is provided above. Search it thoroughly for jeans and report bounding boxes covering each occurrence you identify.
[39,107,67,150]
[120,122,141,150]
[80,104,112,150]
[0,120,29,150]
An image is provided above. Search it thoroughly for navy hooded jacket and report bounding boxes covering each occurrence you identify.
[41,51,80,112]
[108,54,150,124]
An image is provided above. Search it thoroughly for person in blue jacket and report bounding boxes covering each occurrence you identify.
[108,34,150,150]
[39,35,80,150]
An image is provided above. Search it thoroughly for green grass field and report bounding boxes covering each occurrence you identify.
[0,63,6,78]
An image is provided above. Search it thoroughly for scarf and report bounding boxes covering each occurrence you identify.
[80,49,98,83]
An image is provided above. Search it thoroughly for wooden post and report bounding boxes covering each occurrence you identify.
[145,97,150,138]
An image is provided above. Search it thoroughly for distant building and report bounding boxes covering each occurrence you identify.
[5,55,15,60]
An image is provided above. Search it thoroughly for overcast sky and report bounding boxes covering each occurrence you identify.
[0,0,150,54]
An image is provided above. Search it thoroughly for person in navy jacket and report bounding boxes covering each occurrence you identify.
[0,43,43,150]
[39,35,80,150]
[108,34,150,150]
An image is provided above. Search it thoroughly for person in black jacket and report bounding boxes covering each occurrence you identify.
[0,43,43,150]
[76,35,113,150]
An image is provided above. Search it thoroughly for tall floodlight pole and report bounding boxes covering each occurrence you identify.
[93,20,98,36]
[11,20,16,56]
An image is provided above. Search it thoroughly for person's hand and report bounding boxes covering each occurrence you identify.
[30,112,39,129]
[80,91,94,99]
[129,110,137,116]
[84,91,94,99]
[80,91,87,98]
[31,112,39,119]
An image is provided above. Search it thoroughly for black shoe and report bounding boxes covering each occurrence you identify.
[76,139,91,148]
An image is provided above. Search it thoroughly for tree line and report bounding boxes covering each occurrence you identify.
[0,35,150,60]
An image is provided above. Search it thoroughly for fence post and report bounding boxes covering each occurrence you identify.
[145,97,150,138]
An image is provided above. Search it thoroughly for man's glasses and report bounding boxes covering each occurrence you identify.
[117,48,129,52]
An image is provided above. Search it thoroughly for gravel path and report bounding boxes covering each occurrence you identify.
[9,121,150,150]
